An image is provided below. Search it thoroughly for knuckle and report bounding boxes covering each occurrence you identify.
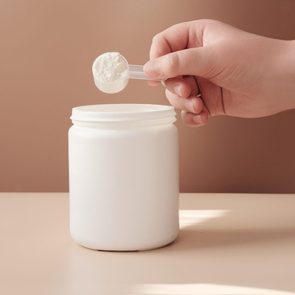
[152,33,162,44]
[166,53,180,76]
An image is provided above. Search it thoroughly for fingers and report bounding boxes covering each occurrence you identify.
[181,110,209,127]
[196,77,225,116]
[150,22,190,59]
[145,20,211,89]
[149,20,206,59]
[164,75,211,127]
[165,75,203,113]
[165,88,204,114]
[164,75,197,98]
[164,75,210,127]
[148,72,197,92]
[144,47,214,80]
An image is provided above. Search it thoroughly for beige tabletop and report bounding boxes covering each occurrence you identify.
[0,193,295,295]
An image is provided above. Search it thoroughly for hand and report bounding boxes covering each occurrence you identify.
[144,20,295,127]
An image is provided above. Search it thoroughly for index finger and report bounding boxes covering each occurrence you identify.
[149,20,205,59]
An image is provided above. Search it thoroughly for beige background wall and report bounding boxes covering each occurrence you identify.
[1,0,295,192]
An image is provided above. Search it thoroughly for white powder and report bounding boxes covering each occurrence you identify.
[92,52,129,94]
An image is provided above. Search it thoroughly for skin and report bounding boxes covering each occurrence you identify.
[143,20,295,127]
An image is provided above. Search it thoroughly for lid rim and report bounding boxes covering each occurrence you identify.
[71,104,176,123]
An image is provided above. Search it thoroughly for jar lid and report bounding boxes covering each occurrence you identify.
[71,104,176,123]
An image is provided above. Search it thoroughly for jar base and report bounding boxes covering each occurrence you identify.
[72,232,179,252]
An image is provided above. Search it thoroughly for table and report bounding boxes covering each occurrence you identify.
[0,193,295,295]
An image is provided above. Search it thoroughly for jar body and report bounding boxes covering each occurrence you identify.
[68,111,179,251]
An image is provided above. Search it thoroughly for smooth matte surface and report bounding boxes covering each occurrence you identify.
[1,0,295,192]
[0,193,295,295]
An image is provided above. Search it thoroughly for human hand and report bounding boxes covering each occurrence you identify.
[144,20,295,127]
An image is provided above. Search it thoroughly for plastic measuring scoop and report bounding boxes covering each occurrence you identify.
[128,64,152,80]
[92,52,156,94]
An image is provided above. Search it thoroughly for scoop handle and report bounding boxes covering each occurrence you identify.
[128,64,158,81]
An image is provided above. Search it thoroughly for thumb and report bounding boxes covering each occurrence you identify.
[143,47,214,80]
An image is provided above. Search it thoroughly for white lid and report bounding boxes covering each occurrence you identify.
[70,104,176,123]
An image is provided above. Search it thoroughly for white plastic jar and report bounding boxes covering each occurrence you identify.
[68,104,179,251]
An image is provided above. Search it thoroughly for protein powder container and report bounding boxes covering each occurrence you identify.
[68,104,179,251]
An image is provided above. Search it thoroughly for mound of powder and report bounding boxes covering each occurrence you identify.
[92,52,129,94]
